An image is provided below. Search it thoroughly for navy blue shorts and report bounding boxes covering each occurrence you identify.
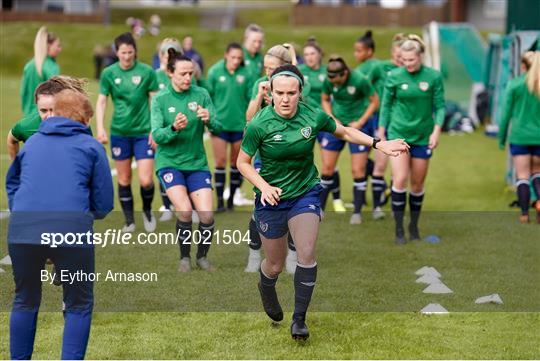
[509,144,540,156]
[110,135,154,161]
[214,131,243,143]
[320,130,370,154]
[9,243,94,312]
[158,168,212,193]
[254,184,322,239]
[254,157,262,172]
[409,145,433,159]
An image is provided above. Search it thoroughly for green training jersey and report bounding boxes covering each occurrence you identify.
[243,47,263,80]
[498,74,540,147]
[205,59,253,132]
[151,84,222,172]
[156,69,170,92]
[100,61,159,137]
[11,112,41,142]
[322,70,375,125]
[379,65,445,145]
[298,64,327,109]
[241,102,337,200]
[355,59,384,98]
[20,56,60,116]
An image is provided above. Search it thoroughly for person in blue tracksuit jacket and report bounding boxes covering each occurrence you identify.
[6,88,114,360]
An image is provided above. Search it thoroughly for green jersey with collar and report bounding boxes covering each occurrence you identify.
[205,59,253,132]
[20,56,60,116]
[11,112,41,142]
[321,71,375,125]
[241,102,337,200]
[379,65,445,145]
[298,64,327,109]
[498,74,540,147]
[151,84,222,172]
[100,61,159,137]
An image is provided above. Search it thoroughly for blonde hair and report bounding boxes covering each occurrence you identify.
[34,75,87,103]
[158,38,182,70]
[392,33,407,47]
[266,43,297,66]
[53,89,93,125]
[525,51,540,97]
[34,26,58,78]
[244,23,264,38]
[401,34,425,54]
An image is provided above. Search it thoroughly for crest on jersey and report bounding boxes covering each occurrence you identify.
[259,221,268,233]
[114,78,122,85]
[219,76,226,82]
[318,74,325,82]
[112,147,121,157]
[188,102,198,112]
[236,75,245,83]
[419,81,429,91]
[301,126,312,139]
[401,83,409,90]
[163,172,174,183]
[347,86,356,95]
[131,75,142,85]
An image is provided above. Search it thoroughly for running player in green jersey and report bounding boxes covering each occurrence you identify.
[243,24,265,80]
[299,37,347,214]
[206,42,253,212]
[96,32,160,233]
[152,49,222,272]
[20,26,61,116]
[498,51,540,224]
[320,56,379,225]
[369,33,407,220]
[244,43,304,275]
[154,37,183,222]
[378,35,445,244]
[237,64,408,340]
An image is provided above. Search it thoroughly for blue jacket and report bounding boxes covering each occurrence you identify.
[6,117,114,245]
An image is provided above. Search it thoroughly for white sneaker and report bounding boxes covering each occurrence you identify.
[178,257,191,273]
[122,223,136,233]
[0,255,12,266]
[159,206,174,222]
[244,248,261,273]
[196,256,216,272]
[350,213,362,225]
[143,212,157,232]
[372,207,385,220]
[332,199,347,213]
[234,190,254,206]
[286,249,297,274]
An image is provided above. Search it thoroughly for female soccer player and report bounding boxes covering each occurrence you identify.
[6,87,114,359]
[237,64,408,340]
[369,33,407,219]
[96,32,159,233]
[206,42,253,212]
[320,56,379,224]
[155,38,183,221]
[151,49,222,272]
[243,23,265,79]
[244,43,307,274]
[378,35,445,244]
[8,76,86,160]
[298,38,346,213]
[498,51,540,223]
[20,26,61,116]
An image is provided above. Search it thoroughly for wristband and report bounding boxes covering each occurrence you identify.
[372,137,381,149]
